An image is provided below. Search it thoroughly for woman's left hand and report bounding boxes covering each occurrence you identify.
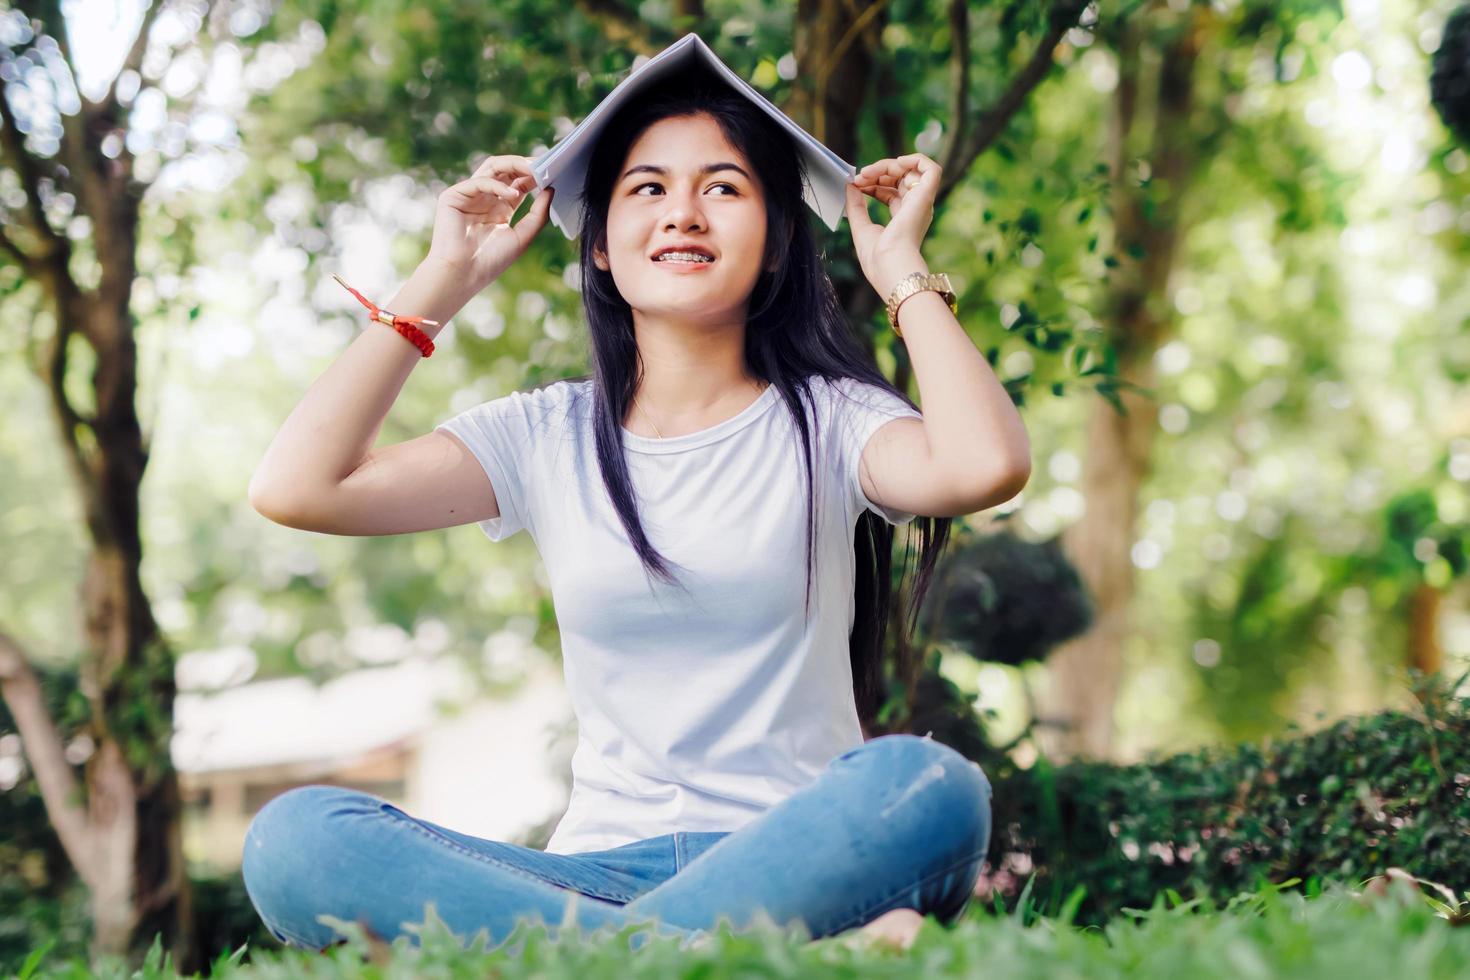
[844,153,941,298]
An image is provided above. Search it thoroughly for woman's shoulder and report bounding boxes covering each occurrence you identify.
[488,375,592,418]
[443,376,589,436]
[521,375,592,408]
[804,374,918,416]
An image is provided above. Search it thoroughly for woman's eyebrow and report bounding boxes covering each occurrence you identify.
[621,162,751,182]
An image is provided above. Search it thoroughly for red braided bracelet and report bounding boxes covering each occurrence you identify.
[331,273,438,358]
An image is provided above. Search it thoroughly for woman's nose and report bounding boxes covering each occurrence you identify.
[661,190,706,230]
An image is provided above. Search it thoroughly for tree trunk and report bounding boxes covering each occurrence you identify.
[0,5,197,966]
[1042,9,1211,759]
[791,0,886,342]
[1407,583,1443,679]
[22,285,193,969]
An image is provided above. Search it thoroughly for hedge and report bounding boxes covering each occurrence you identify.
[984,686,1470,922]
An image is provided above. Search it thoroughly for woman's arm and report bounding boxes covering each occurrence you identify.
[249,154,554,535]
[244,260,490,531]
[845,155,1032,518]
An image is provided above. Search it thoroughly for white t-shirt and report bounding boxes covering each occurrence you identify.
[435,374,923,854]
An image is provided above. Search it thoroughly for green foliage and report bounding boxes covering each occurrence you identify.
[1432,5,1470,148]
[919,528,1094,668]
[1187,518,1348,740]
[0,865,276,978]
[187,874,281,973]
[883,650,994,760]
[0,664,276,974]
[0,668,91,975]
[26,882,1470,977]
[871,525,1093,743]
[1381,487,1470,587]
[985,685,1470,924]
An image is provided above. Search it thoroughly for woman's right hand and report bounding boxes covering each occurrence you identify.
[426,154,555,290]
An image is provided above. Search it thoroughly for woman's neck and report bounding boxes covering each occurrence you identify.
[627,309,764,423]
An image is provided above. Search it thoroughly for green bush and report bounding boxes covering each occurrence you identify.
[0,666,93,974]
[62,879,1470,978]
[0,869,274,977]
[917,528,1093,668]
[1433,5,1470,147]
[983,687,1470,922]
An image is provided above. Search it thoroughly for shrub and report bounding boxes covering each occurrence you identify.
[983,686,1470,922]
[1433,5,1470,147]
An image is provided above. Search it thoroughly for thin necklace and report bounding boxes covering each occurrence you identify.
[633,380,769,440]
[633,388,664,439]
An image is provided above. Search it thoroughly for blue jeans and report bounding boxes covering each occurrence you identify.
[240,733,992,952]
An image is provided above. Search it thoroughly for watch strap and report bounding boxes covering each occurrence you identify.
[884,272,956,338]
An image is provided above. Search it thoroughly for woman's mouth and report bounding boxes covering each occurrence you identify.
[651,249,717,270]
[653,258,717,271]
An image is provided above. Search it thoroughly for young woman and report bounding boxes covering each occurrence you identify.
[242,66,1031,955]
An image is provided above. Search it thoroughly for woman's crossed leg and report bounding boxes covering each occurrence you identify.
[239,733,991,953]
[625,732,992,941]
[240,785,693,952]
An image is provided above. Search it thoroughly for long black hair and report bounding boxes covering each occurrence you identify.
[563,64,953,732]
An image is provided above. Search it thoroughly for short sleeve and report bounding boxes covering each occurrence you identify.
[824,377,924,526]
[435,384,563,541]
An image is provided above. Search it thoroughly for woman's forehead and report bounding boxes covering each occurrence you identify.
[626,114,742,161]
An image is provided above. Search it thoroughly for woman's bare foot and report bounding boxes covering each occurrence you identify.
[682,908,926,954]
[838,907,925,952]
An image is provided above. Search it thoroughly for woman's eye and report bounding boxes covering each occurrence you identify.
[633,182,738,196]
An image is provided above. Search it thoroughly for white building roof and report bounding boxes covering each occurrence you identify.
[171,654,546,773]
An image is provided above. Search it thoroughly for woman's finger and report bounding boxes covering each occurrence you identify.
[844,181,878,248]
[514,186,555,249]
[471,154,536,184]
[856,157,939,208]
[856,171,903,189]
[488,156,535,184]
[439,177,523,220]
[857,161,906,184]
[458,176,520,202]
[861,184,900,206]
[858,153,940,181]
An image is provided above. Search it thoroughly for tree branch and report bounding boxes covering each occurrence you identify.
[672,0,706,32]
[16,0,83,190]
[95,0,171,119]
[0,74,65,260]
[42,282,99,497]
[848,0,905,159]
[0,223,36,273]
[814,0,895,142]
[571,0,663,56]
[935,1,1090,211]
[872,54,907,161]
[0,629,97,887]
[13,0,97,238]
[30,0,81,103]
[936,0,971,177]
[819,0,893,92]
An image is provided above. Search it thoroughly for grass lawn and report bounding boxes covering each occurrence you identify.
[19,880,1470,979]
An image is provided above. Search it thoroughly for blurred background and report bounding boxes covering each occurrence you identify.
[3,0,1470,971]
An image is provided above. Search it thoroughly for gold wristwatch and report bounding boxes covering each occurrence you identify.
[884,271,956,338]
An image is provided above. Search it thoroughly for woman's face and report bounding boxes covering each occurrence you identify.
[594,112,768,322]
